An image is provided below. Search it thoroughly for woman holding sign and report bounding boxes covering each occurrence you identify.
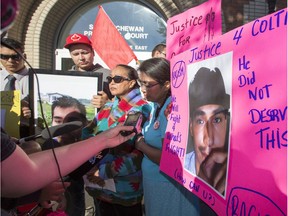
[135,58,200,216]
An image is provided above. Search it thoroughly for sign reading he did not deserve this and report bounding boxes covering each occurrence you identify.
[161,8,287,216]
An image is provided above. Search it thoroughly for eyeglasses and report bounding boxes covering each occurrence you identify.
[138,80,160,88]
[107,75,131,84]
[0,54,22,61]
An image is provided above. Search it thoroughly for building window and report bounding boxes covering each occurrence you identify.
[244,0,268,24]
[57,1,167,53]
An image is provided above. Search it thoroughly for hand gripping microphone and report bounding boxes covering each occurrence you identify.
[17,121,83,144]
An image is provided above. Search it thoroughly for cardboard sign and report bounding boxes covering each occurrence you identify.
[166,0,222,60]
[1,90,21,138]
[161,9,287,215]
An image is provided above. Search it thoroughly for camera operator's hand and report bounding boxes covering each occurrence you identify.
[38,181,70,208]
[55,195,67,212]
[97,124,135,149]
[86,167,105,187]
[198,149,227,194]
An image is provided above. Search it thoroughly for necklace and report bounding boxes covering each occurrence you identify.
[153,107,161,129]
[153,95,169,130]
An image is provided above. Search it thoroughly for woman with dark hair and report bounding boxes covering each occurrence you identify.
[82,64,150,216]
[135,58,200,216]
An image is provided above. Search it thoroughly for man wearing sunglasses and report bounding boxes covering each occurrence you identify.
[0,37,32,138]
[64,33,112,108]
[185,67,230,196]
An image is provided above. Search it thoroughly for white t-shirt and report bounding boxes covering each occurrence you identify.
[184,151,196,175]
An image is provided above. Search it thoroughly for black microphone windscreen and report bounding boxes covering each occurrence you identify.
[68,148,109,180]
[41,121,83,139]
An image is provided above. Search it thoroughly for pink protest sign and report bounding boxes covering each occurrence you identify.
[166,0,222,60]
[161,9,287,215]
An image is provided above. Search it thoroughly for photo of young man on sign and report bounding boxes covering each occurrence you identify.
[184,53,232,196]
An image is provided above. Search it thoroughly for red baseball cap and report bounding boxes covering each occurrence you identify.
[64,33,92,49]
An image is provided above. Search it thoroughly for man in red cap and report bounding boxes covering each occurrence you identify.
[64,33,112,108]
[64,33,112,216]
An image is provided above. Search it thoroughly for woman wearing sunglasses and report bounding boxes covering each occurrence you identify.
[82,64,150,216]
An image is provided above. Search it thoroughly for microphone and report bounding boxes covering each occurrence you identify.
[17,121,83,144]
[67,130,109,180]
[68,148,110,180]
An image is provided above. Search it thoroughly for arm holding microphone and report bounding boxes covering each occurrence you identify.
[40,119,109,180]
[1,124,135,198]
[1,126,71,213]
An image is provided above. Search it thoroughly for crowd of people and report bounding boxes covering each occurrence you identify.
[0,0,224,215]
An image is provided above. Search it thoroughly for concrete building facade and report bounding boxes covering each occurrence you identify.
[6,0,287,69]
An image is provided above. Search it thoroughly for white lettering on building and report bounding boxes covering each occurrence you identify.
[116,26,144,32]
[124,32,148,40]
[84,24,149,51]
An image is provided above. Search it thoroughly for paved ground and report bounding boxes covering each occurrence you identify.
[85,191,95,216]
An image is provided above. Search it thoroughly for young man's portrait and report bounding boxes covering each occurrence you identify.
[184,53,232,196]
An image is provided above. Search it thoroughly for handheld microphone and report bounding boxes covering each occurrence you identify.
[17,121,83,144]
[68,148,110,180]
[67,130,109,180]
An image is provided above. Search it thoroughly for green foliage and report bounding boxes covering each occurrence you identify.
[37,102,52,126]
[86,105,96,121]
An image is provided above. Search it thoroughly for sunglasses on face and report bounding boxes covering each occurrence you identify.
[0,54,22,61]
[107,75,131,84]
